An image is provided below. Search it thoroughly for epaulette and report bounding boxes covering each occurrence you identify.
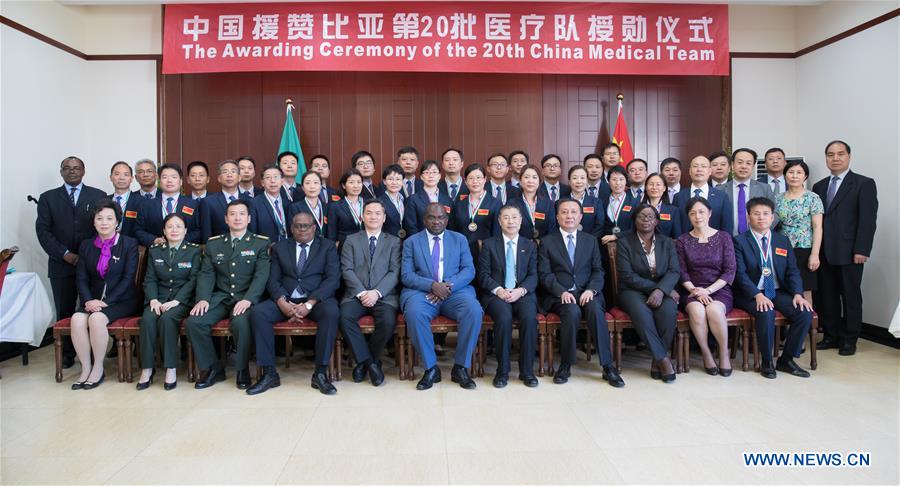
[208,235,224,240]
[185,242,199,247]
[150,242,164,248]
[254,234,269,240]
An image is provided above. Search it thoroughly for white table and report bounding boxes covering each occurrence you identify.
[0,272,54,347]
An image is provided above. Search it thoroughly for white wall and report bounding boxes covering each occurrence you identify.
[795,18,899,329]
[0,25,157,290]
[731,58,798,154]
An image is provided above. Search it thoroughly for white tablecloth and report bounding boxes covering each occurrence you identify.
[0,272,54,346]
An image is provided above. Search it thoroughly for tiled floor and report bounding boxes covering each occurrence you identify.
[1,340,897,484]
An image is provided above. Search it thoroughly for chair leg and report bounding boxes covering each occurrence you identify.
[537,323,546,377]
[674,331,683,373]
[20,343,29,366]
[54,330,63,383]
[683,332,691,373]
[186,337,195,382]
[285,336,293,369]
[335,334,343,381]
[116,335,125,383]
[396,333,405,380]
[614,329,623,370]
[547,331,556,376]
[741,325,750,372]
[809,317,818,370]
[125,336,134,383]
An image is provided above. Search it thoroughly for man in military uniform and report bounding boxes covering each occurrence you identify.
[187,199,270,390]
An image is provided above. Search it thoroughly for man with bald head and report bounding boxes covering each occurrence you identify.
[673,155,733,234]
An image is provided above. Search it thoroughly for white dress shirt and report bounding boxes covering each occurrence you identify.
[688,183,709,200]
[750,229,780,290]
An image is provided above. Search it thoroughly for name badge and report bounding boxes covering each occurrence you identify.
[583,207,594,214]
[660,213,671,221]
[442,205,451,214]
[331,194,341,202]
[182,206,194,216]
[534,212,545,220]
[459,194,468,200]
[125,210,138,219]
[476,208,489,216]
[622,205,633,212]
[177,262,192,269]
[240,250,256,257]
[775,248,788,257]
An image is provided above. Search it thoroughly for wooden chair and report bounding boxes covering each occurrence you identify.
[751,311,819,371]
[539,312,616,376]
[339,315,409,381]
[399,315,480,380]
[53,245,147,383]
[272,318,340,381]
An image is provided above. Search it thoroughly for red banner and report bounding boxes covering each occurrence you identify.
[163,2,729,76]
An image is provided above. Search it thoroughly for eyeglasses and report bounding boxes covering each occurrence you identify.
[356,161,374,167]
[294,223,315,230]
[636,213,657,221]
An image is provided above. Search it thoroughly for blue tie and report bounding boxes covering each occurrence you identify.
[69,187,77,206]
[826,176,840,208]
[496,184,503,203]
[550,186,558,201]
[406,180,413,196]
[115,195,122,208]
[166,197,174,216]
[504,241,516,290]
[144,193,153,200]
[762,235,776,299]
[228,195,236,203]
[694,188,702,198]
[369,236,377,259]
[449,184,458,199]
[296,243,308,275]
[636,188,643,201]
[566,234,575,267]
[737,184,748,234]
[431,236,441,281]
[588,186,596,198]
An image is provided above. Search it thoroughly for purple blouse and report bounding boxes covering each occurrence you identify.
[676,230,736,311]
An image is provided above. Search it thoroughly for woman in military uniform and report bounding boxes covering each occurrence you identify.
[137,213,201,390]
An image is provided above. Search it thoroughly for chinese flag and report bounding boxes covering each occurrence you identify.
[612,98,634,165]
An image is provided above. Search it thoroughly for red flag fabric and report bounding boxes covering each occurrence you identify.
[612,99,634,165]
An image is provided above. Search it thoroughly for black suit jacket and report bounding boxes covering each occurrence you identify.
[812,170,878,265]
[477,235,538,298]
[199,191,253,242]
[249,193,291,243]
[75,235,139,305]
[135,195,200,246]
[377,192,407,238]
[486,180,521,205]
[733,230,803,297]
[267,236,340,303]
[36,184,107,278]
[326,197,364,244]
[537,230,605,310]
[615,232,680,296]
[108,192,144,239]
[438,178,469,201]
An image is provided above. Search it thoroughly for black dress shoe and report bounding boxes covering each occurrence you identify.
[235,369,251,390]
[416,366,442,390]
[352,362,368,383]
[553,363,571,384]
[492,373,508,388]
[368,361,385,386]
[519,374,539,387]
[650,369,661,380]
[704,366,719,376]
[136,369,155,391]
[719,367,733,377]
[776,359,810,378]
[194,368,226,389]
[164,381,177,391]
[82,372,105,390]
[71,379,86,390]
[839,342,857,356]
[247,371,281,395]
[657,358,676,383]
[760,361,777,379]
[62,354,75,369]
[311,372,337,395]
[602,366,625,388]
[451,365,476,390]
[816,337,839,350]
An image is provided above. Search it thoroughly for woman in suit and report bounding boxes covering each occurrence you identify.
[565,164,606,237]
[450,163,501,259]
[616,204,681,382]
[70,200,139,389]
[641,173,682,238]
[403,160,452,236]
[676,197,736,376]
[326,169,364,246]
[378,164,407,238]
[601,165,637,246]
[137,213,201,390]
[509,164,557,242]
[288,171,328,237]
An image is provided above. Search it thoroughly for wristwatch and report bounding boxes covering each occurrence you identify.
[304,302,314,311]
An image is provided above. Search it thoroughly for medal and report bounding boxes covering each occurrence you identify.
[398,229,406,238]
[468,222,478,232]
[533,229,540,239]
[762,267,772,277]
[467,191,487,234]
[577,224,583,231]
[612,227,621,235]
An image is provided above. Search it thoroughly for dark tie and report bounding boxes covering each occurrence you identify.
[449,184,458,199]
[737,183,748,233]
[826,176,840,208]
[496,184,503,203]
[274,199,285,236]
[319,189,327,206]
[588,186,597,198]
[242,191,250,198]
[693,188,702,198]
[115,195,122,208]
[69,187,77,206]
[169,246,176,262]
[761,236,775,299]
[772,178,782,194]
[228,195,236,203]
[406,180,413,196]
[296,243,308,275]
[369,235,377,259]
[144,193,153,200]
[431,236,441,281]
[636,188,643,201]
[550,186,558,201]
[166,196,175,216]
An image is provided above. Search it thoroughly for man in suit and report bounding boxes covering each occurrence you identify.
[308,154,339,205]
[339,200,401,386]
[187,160,210,201]
[709,151,731,187]
[237,156,263,198]
[583,153,609,200]
[400,202,483,390]
[538,154,571,202]
[438,148,468,201]
[660,157,682,205]
[200,160,253,241]
[477,205,539,388]
[812,140,878,356]
[397,146,424,198]
[249,165,291,244]
[508,150,529,188]
[486,153,520,205]
[353,150,383,201]
[674,156,733,235]
[626,158,649,201]
[35,156,107,368]
[134,158,159,199]
[538,199,624,387]
[248,212,341,395]
[759,147,787,195]
[598,143,622,194]
[187,199,270,390]
[277,151,301,203]
[108,160,142,238]
[733,198,814,378]
[135,164,201,246]
[718,148,778,236]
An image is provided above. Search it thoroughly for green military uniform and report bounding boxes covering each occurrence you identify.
[139,241,201,369]
[186,232,270,372]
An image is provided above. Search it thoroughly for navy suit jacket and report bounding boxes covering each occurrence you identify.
[654,203,682,239]
[602,192,639,236]
[286,197,327,237]
[449,192,502,244]
[326,197,364,245]
[267,235,340,303]
[75,235,139,305]
[200,191,253,242]
[402,190,453,236]
[36,184,107,279]
[401,177,425,198]
[249,193,291,243]
[477,235,538,298]
[360,181,384,202]
[564,194,606,238]
[674,185,734,235]
[538,182,572,201]
[537,230,605,310]
[486,180,521,205]
[377,192,407,238]
[399,230,475,306]
[437,179,469,201]
[508,195,558,241]
[135,195,200,246]
[733,230,803,298]
[108,192,144,239]
[812,170,878,265]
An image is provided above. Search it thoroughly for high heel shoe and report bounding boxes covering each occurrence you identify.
[136,369,155,391]
[719,367,733,377]
[704,366,719,376]
[83,372,105,390]
[164,380,177,391]
[71,379,87,390]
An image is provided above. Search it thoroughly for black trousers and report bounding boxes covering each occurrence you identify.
[484,294,538,375]
[617,290,677,361]
[548,297,612,366]
[339,299,397,365]
[816,256,864,344]
[250,298,339,368]
[50,275,77,356]
[736,290,812,363]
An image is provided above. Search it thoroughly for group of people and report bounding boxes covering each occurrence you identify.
[34,139,878,394]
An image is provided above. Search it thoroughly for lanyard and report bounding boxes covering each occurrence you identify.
[609,195,624,223]
[522,195,537,226]
[424,188,439,203]
[269,195,286,229]
[756,232,772,267]
[390,193,404,218]
[305,198,324,231]
[467,192,487,222]
[345,197,362,227]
